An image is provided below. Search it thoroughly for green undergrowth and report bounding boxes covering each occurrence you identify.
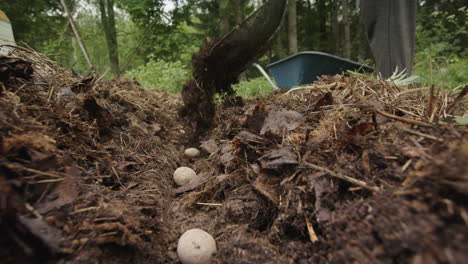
[126,57,189,93]
[127,58,275,98]
[233,77,275,98]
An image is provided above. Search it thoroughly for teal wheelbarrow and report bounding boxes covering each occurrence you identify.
[254,51,373,89]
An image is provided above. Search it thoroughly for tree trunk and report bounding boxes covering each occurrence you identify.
[332,0,340,55]
[217,0,230,35]
[358,23,368,60]
[234,1,243,25]
[99,0,119,74]
[317,0,327,51]
[72,37,78,65]
[288,0,298,54]
[342,0,351,58]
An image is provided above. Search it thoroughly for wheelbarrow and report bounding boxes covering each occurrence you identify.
[254,51,373,89]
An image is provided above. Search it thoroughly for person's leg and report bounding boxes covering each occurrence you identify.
[360,0,417,78]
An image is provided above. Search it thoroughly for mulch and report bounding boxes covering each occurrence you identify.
[0,47,467,264]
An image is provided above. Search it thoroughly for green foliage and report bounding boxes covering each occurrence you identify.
[145,22,201,64]
[232,77,274,98]
[116,0,164,25]
[413,57,468,89]
[455,118,468,126]
[413,6,468,88]
[4,0,466,94]
[0,0,67,51]
[126,57,189,92]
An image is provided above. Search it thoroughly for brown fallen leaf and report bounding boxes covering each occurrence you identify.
[200,139,219,154]
[260,110,304,137]
[259,146,299,170]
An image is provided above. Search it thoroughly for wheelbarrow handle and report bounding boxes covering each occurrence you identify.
[252,63,279,90]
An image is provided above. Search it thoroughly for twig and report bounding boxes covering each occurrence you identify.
[285,82,347,94]
[119,18,159,75]
[25,203,43,220]
[426,85,435,119]
[96,68,110,83]
[5,162,63,179]
[196,202,223,206]
[111,166,123,186]
[29,178,65,184]
[70,206,99,215]
[357,93,432,127]
[395,86,432,98]
[446,85,468,114]
[401,159,413,172]
[301,161,380,192]
[305,216,319,243]
[409,137,433,160]
[403,128,443,142]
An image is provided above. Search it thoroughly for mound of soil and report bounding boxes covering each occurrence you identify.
[0,49,183,263]
[1,48,467,264]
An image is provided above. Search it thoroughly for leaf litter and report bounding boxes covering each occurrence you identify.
[0,47,467,263]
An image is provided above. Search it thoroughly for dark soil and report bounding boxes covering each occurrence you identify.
[1,50,467,264]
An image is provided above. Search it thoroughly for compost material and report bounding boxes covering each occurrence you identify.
[1,49,467,264]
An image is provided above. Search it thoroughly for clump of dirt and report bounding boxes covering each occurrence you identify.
[1,47,467,264]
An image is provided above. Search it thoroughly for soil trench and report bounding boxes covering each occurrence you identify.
[1,50,468,264]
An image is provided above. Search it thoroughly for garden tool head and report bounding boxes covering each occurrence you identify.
[180,0,288,140]
[217,0,288,67]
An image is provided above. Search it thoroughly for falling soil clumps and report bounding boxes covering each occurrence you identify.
[179,41,250,141]
[180,0,286,140]
[1,48,468,264]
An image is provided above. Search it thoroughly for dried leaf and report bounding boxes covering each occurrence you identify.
[259,146,299,170]
[260,110,304,137]
[200,139,219,153]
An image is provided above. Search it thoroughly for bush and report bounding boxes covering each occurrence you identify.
[413,7,468,88]
[232,77,275,98]
[413,57,467,89]
[126,57,189,93]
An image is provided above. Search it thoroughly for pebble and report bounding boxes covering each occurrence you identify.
[177,228,217,264]
[173,167,196,186]
[184,148,200,158]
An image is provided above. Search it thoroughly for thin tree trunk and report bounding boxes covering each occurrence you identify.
[60,0,94,70]
[275,20,286,58]
[72,37,78,65]
[261,0,273,62]
[317,0,327,50]
[234,1,243,25]
[99,0,119,74]
[358,23,367,60]
[332,0,340,55]
[342,0,351,58]
[234,1,247,80]
[217,0,230,35]
[288,0,298,54]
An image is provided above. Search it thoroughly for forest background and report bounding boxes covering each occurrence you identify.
[1,0,466,97]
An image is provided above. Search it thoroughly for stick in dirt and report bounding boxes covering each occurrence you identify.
[302,161,380,192]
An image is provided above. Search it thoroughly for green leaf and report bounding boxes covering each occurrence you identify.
[455,118,468,126]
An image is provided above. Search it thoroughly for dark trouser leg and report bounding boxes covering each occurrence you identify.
[360,0,417,78]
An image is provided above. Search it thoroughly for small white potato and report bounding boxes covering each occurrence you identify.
[177,228,217,264]
[184,148,200,158]
[173,167,196,186]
